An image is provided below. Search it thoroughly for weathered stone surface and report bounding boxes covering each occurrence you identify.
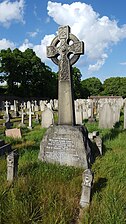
[7,150,19,182]
[41,108,54,128]
[99,103,114,128]
[80,169,93,208]
[5,128,22,138]
[47,25,84,125]
[39,125,90,168]
[94,136,102,155]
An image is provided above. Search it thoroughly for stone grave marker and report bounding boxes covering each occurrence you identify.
[31,102,34,111]
[4,100,9,115]
[4,112,12,129]
[5,128,22,138]
[19,106,25,126]
[27,101,31,109]
[34,100,39,112]
[27,107,34,129]
[53,99,58,110]
[41,108,54,128]
[35,113,39,124]
[80,169,93,208]
[13,100,19,117]
[47,25,84,125]
[39,26,92,169]
[40,100,46,112]
[75,104,83,125]
[99,103,114,128]
[7,150,19,182]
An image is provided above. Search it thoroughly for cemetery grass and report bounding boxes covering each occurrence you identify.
[81,121,126,224]
[0,121,126,224]
[0,124,83,224]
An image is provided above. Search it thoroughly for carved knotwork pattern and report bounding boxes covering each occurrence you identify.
[59,55,69,81]
[47,26,84,81]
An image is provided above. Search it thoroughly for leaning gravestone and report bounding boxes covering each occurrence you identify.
[39,26,92,170]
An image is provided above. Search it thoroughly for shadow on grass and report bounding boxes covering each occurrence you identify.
[102,119,125,144]
[88,140,101,165]
[92,177,107,196]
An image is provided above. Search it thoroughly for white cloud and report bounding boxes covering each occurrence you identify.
[27,29,39,38]
[33,34,55,61]
[18,35,55,62]
[0,38,15,50]
[0,0,25,27]
[47,1,126,72]
[120,61,126,65]
[19,39,33,52]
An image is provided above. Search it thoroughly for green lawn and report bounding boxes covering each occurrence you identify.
[0,118,126,224]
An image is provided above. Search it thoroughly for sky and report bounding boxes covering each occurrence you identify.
[0,0,126,82]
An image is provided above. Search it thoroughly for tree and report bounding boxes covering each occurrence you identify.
[0,48,58,98]
[81,77,103,97]
[102,77,126,97]
[71,67,83,99]
[0,48,20,94]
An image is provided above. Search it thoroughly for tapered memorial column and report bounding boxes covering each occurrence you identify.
[47,26,84,125]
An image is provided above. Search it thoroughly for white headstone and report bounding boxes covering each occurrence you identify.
[41,108,54,128]
[27,101,31,109]
[99,103,114,128]
[27,107,34,129]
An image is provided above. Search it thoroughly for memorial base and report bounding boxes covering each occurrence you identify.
[38,125,91,168]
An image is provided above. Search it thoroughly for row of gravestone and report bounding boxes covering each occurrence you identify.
[1,97,126,129]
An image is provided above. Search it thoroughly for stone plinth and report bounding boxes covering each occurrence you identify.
[39,125,90,168]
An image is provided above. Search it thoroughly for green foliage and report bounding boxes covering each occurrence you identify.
[101,77,126,97]
[81,77,103,97]
[0,47,126,99]
[0,48,58,98]
[71,67,83,99]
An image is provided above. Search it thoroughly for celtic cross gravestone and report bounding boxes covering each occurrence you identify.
[47,25,84,125]
[39,25,91,170]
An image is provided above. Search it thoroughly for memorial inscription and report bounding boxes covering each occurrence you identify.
[39,125,89,168]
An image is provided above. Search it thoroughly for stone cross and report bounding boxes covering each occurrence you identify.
[20,103,23,111]
[27,107,34,129]
[20,109,25,125]
[47,26,84,125]
[5,100,9,115]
